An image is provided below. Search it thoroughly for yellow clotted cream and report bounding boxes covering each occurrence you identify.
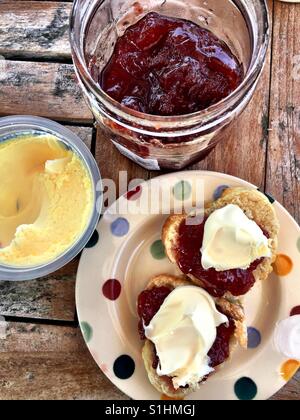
[0,134,93,266]
[201,204,271,271]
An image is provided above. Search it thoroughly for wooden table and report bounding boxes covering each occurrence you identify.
[0,0,299,400]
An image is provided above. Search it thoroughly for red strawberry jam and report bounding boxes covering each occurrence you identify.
[99,12,243,116]
[208,310,235,367]
[137,286,171,340]
[175,217,266,297]
[137,286,235,382]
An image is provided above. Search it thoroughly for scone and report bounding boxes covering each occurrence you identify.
[137,274,247,399]
[162,187,279,298]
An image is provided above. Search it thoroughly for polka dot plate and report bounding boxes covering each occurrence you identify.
[76,171,300,400]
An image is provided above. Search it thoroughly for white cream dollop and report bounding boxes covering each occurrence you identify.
[201,204,271,271]
[144,286,228,389]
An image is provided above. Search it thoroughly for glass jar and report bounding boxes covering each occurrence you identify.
[70,0,269,170]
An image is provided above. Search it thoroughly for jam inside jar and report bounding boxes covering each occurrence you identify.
[72,0,269,170]
[99,12,244,116]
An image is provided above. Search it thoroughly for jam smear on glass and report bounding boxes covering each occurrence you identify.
[137,286,235,386]
[175,217,267,297]
[99,12,244,116]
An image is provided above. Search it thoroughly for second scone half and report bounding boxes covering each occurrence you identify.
[162,187,279,298]
[138,274,247,399]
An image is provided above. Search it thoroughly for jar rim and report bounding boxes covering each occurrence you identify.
[70,0,269,127]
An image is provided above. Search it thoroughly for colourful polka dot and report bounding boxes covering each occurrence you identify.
[102,279,122,300]
[150,240,166,260]
[247,327,261,349]
[113,355,135,379]
[280,360,300,382]
[85,230,99,248]
[213,185,229,201]
[161,394,184,400]
[126,185,142,201]
[99,363,109,374]
[290,306,300,317]
[297,238,300,253]
[234,377,257,400]
[173,181,192,201]
[273,254,293,276]
[80,322,93,343]
[111,218,129,237]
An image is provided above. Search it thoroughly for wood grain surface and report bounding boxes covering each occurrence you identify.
[0,60,93,123]
[0,0,299,401]
[0,274,76,321]
[66,125,93,149]
[267,1,300,225]
[0,1,71,59]
[0,323,128,400]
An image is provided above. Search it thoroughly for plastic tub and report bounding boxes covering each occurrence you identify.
[0,115,102,281]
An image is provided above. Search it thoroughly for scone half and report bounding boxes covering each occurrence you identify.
[162,187,279,299]
[138,274,247,399]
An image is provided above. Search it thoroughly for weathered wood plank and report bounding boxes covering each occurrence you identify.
[192,0,274,191]
[0,258,78,321]
[0,322,127,400]
[266,1,300,224]
[64,125,93,150]
[0,1,71,60]
[0,60,93,123]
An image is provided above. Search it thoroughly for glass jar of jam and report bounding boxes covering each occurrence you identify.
[70,0,269,170]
